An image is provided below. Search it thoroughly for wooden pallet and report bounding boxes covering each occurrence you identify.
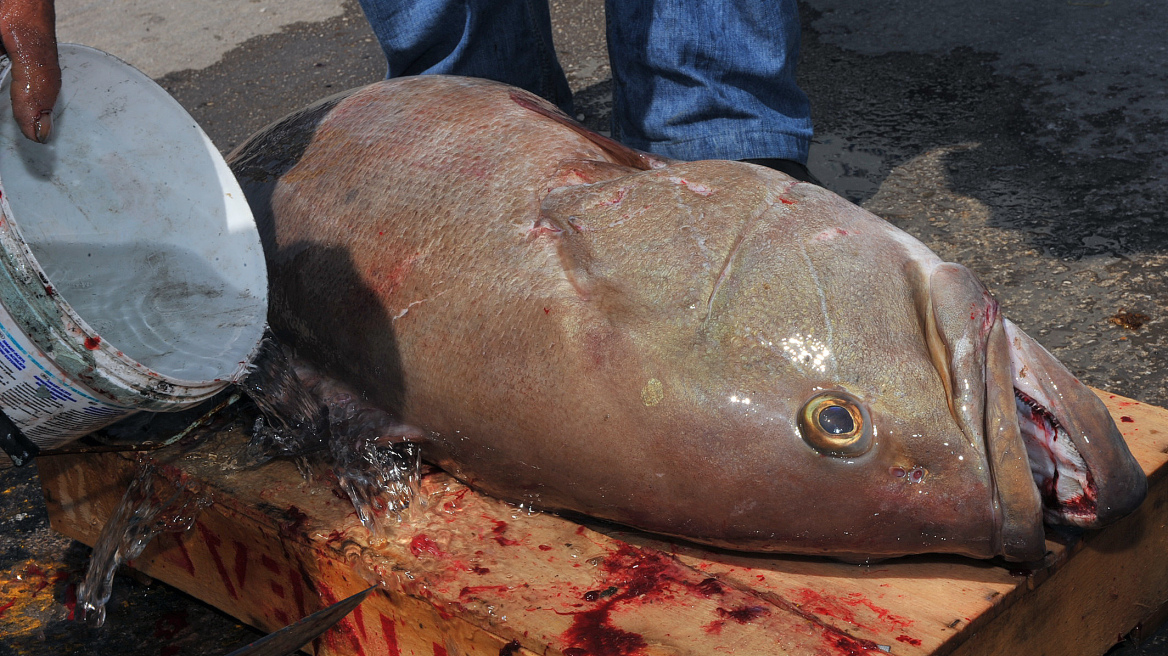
[36,390,1168,656]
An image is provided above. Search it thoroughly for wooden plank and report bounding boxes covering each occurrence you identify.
[34,390,1168,656]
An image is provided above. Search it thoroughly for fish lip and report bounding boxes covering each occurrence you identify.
[925,263,1044,560]
[981,318,1047,561]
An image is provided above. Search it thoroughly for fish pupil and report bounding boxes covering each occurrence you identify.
[818,405,854,435]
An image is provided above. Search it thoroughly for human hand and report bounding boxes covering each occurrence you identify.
[0,0,59,143]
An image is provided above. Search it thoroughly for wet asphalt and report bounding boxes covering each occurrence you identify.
[2,0,1168,654]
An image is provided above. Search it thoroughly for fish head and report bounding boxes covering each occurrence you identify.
[548,160,1145,560]
[696,166,1145,560]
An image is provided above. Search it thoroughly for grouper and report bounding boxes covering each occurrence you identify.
[229,76,1146,561]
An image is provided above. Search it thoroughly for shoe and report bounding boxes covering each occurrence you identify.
[739,158,822,186]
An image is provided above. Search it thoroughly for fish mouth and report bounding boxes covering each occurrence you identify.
[1014,387,1098,525]
[927,263,1145,560]
[1004,319,1147,531]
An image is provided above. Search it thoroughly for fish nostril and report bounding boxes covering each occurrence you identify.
[890,466,906,478]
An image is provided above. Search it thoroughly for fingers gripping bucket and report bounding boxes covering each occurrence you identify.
[0,44,268,460]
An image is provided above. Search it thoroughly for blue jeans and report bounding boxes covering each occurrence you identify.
[356,0,812,163]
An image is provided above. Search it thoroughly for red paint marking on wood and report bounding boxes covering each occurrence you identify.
[289,568,307,616]
[166,532,196,576]
[353,602,368,640]
[317,581,368,656]
[232,540,249,590]
[260,554,281,575]
[380,613,402,656]
[196,522,238,599]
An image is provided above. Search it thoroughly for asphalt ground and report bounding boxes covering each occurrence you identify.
[2,0,1168,654]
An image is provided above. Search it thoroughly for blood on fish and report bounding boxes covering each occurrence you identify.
[410,534,443,557]
[442,487,472,512]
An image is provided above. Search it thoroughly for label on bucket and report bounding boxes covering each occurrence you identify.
[0,300,132,447]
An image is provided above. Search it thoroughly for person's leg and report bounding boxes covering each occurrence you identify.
[357,0,573,113]
[605,0,813,165]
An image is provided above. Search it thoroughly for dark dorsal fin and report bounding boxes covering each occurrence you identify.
[509,92,677,172]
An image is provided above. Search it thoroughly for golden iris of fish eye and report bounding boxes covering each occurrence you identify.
[798,393,870,456]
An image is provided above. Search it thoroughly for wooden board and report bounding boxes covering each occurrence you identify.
[35,390,1168,656]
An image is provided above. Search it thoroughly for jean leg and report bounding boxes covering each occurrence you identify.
[605,0,812,163]
[357,0,573,113]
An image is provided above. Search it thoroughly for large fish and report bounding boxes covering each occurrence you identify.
[229,76,1146,561]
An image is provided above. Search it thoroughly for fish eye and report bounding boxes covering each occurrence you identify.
[798,392,871,457]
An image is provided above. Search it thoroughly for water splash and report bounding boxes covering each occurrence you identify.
[77,461,211,627]
[241,336,424,538]
[238,338,330,465]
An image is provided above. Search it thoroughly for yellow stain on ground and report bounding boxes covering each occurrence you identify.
[0,559,72,642]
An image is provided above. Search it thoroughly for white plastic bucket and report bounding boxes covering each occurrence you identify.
[0,44,268,450]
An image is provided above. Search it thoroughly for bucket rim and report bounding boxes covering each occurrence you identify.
[0,43,267,406]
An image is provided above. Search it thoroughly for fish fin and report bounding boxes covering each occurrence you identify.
[509,91,677,171]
